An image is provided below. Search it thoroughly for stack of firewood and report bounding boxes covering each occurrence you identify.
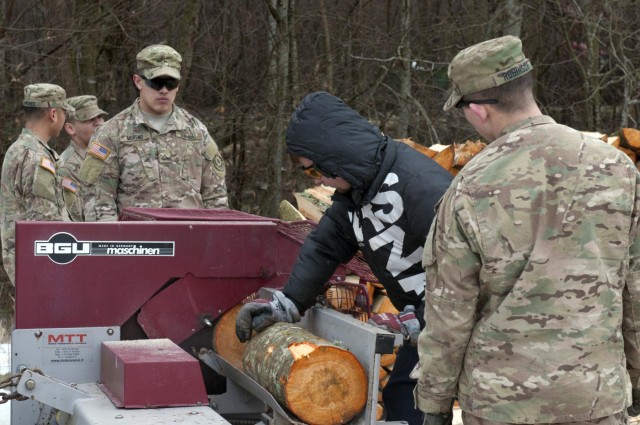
[397,138,487,175]
[582,128,640,165]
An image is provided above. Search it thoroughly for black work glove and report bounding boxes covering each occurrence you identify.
[235,290,301,342]
[423,411,453,425]
[628,388,640,416]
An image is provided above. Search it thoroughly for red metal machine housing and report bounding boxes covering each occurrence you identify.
[16,208,354,343]
[11,208,383,422]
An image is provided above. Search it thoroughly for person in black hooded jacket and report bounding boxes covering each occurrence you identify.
[236,91,453,424]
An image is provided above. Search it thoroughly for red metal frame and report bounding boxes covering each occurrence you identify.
[100,338,208,408]
[14,209,350,345]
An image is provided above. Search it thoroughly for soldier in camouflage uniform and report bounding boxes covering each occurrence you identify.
[0,84,73,285]
[60,95,107,221]
[78,44,228,221]
[413,36,640,425]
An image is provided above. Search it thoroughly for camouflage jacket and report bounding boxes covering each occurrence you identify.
[0,129,70,284]
[58,141,85,221]
[78,99,228,221]
[414,116,640,423]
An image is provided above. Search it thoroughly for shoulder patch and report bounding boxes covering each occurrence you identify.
[213,154,225,174]
[88,143,111,161]
[39,157,56,175]
[204,141,219,161]
[62,177,79,193]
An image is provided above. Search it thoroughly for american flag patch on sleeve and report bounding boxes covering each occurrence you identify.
[88,143,110,160]
[39,157,56,174]
[62,177,79,193]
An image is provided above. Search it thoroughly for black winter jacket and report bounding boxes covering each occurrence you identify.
[283,92,453,324]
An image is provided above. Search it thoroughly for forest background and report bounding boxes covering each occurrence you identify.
[0,0,638,335]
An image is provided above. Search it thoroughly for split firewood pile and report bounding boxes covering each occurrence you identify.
[396,137,487,175]
[582,128,640,166]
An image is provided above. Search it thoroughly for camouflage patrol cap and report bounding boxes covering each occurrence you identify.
[23,83,75,112]
[443,36,533,111]
[136,44,182,80]
[66,95,107,121]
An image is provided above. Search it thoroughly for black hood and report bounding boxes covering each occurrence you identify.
[286,92,387,195]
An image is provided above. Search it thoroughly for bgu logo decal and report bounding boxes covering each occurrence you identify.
[34,232,175,265]
[35,232,90,264]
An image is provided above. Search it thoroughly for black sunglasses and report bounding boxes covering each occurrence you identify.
[142,77,180,91]
[455,99,498,108]
[300,163,336,179]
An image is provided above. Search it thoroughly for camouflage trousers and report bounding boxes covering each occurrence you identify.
[461,411,627,425]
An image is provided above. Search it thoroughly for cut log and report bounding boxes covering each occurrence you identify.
[278,199,306,222]
[243,322,367,425]
[293,192,325,223]
[380,352,397,368]
[432,144,455,171]
[454,140,486,169]
[376,403,384,421]
[326,285,356,310]
[620,146,637,163]
[379,370,391,390]
[372,294,399,315]
[622,128,640,151]
[397,138,438,158]
[378,366,389,382]
[365,281,375,307]
[608,136,621,148]
[212,304,247,369]
[306,185,335,205]
[582,131,608,142]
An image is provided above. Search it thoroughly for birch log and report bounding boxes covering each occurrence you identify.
[243,322,367,425]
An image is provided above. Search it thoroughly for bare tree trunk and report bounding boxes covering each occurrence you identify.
[262,0,292,217]
[289,2,300,103]
[501,0,523,37]
[174,0,203,87]
[319,0,333,93]
[397,0,411,138]
[585,16,602,131]
[556,0,601,131]
[0,0,15,146]
[70,0,100,94]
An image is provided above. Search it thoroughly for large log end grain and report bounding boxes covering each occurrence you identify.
[622,128,640,151]
[212,304,247,369]
[243,322,367,425]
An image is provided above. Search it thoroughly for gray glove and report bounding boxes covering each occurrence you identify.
[368,305,421,346]
[235,290,301,342]
[628,388,640,416]
[423,411,453,425]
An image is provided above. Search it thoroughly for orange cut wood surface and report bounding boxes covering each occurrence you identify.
[622,128,640,150]
[243,322,367,425]
[397,138,438,158]
[432,144,455,171]
[212,304,247,369]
